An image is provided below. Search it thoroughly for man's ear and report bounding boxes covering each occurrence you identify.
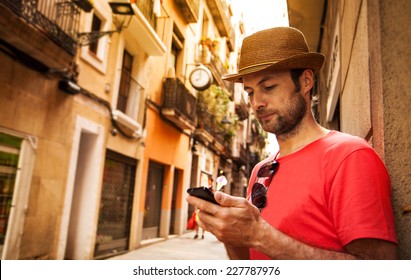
[302,69,315,94]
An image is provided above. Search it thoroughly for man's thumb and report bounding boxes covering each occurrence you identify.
[214,191,241,207]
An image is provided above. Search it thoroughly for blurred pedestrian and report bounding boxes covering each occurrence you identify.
[207,175,214,191]
[193,208,205,239]
[216,170,227,191]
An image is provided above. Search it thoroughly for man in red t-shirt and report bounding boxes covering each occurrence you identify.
[187,27,397,259]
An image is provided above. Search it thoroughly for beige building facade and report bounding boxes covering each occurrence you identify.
[0,0,155,259]
[288,0,411,259]
[0,0,263,259]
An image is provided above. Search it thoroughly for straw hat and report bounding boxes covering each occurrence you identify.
[222,27,325,83]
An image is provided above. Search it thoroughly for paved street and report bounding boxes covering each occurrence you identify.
[107,231,228,260]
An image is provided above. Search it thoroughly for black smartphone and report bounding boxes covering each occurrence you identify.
[187,187,219,205]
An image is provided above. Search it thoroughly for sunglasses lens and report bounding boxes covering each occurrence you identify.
[252,183,267,209]
[252,160,279,210]
[257,161,279,177]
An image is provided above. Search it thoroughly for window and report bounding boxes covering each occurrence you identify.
[79,5,111,73]
[171,24,184,78]
[0,134,21,246]
[117,50,133,114]
[89,14,102,54]
[112,50,144,136]
[0,130,35,259]
[170,44,179,71]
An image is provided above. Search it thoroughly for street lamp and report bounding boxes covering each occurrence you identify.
[108,1,134,15]
[77,1,135,46]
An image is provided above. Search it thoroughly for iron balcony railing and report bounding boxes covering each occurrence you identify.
[117,70,145,121]
[1,0,80,56]
[205,0,234,51]
[197,48,234,98]
[174,0,200,23]
[162,78,197,124]
[196,107,228,148]
[227,26,235,52]
[136,0,157,30]
[205,0,231,37]
[211,60,234,96]
[233,144,248,165]
[224,140,232,156]
[212,124,225,145]
[196,107,214,136]
[197,43,234,97]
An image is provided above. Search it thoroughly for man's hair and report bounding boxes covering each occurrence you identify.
[290,69,318,107]
[290,69,305,92]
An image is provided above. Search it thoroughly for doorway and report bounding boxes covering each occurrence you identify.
[57,116,104,260]
[64,131,101,259]
[94,150,136,258]
[142,162,164,240]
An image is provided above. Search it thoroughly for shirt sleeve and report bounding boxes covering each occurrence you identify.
[328,148,397,246]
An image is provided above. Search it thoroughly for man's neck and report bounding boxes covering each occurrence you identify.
[277,121,329,158]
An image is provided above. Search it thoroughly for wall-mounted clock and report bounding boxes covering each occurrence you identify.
[189,65,213,91]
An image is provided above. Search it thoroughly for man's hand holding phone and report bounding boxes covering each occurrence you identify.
[186,187,219,205]
[187,187,261,256]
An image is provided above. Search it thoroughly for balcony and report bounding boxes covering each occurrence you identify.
[174,0,199,23]
[126,0,166,56]
[223,136,233,158]
[227,26,235,52]
[210,125,225,154]
[114,70,145,138]
[195,107,231,154]
[117,70,144,119]
[208,53,234,98]
[232,143,248,165]
[197,41,234,99]
[205,0,235,51]
[162,78,197,131]
[135,0,157,30]
[195,108,214,144]
[1,0,80,56]
[0,0,79,68]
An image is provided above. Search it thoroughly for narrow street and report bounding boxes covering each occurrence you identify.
[107,231,228,260]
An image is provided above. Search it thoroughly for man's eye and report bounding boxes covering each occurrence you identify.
[263,85,275,91]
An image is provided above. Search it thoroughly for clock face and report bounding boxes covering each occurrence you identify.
[189,66,212,90]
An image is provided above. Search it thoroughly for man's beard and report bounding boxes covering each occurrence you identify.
[256,90,307,141]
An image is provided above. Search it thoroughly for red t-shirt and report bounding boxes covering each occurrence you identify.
[248,131,397,259]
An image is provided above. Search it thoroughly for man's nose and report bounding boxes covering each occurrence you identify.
[251,92,267,110]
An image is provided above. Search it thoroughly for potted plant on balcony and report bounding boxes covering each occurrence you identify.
[199,37,220,56]
[197,85,238,143]
[73,0,94,12]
